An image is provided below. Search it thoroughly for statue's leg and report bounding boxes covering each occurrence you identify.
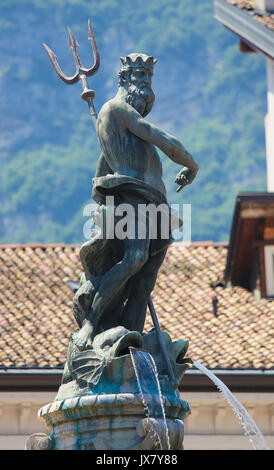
[72,237,150,348]
[121,247,167,332]
[96,279,131,331]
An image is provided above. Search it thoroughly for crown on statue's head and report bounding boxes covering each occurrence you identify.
[120,53,157,70]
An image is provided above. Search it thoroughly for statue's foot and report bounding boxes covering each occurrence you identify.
[71,321,94,350]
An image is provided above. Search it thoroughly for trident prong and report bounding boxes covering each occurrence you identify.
[43,19,100,125]
[85,19,100,76]
[67,27,82,70]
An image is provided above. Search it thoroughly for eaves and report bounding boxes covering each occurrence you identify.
[214,0,274,61]
[0,367,273,393]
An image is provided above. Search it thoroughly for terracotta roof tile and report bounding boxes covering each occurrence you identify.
[0,243,273,370]
[226,0,274,30]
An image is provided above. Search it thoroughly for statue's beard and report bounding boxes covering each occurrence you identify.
[124,84,155,117]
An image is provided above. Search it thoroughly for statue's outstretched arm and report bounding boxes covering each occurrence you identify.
[118,103,198,188]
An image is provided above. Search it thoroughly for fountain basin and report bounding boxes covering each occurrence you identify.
[31,393,190,450]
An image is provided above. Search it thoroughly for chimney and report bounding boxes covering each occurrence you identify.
[254,0,274,14]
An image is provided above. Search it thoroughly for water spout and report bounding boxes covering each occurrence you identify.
[192,360,270,450]
[130,348,171,450]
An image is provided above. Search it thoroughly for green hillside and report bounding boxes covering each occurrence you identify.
[0,0,267,243]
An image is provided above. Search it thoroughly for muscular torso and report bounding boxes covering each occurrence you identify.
[96,99,166,196]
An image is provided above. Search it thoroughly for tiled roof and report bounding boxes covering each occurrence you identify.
[226,0,274,30]
[0,243,273,370]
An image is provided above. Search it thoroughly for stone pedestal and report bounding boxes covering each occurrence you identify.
[26,328,191,450]
[26,393,190,450]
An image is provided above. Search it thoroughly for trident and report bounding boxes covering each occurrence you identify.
[43,19,100,126]
[43,21,176,384]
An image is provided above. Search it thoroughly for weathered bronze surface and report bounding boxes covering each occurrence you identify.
[71,52,198,349]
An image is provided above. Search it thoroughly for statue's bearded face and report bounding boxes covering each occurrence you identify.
[122,67,155,117]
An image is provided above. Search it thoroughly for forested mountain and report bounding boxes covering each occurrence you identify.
[0,0,267,243]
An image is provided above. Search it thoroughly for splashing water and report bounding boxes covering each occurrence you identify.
[130,348,170,450]
[192,360,270,450]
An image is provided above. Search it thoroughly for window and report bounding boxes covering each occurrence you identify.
[264,245,274,296]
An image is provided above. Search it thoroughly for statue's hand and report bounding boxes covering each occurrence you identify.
[175,167,197,190]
